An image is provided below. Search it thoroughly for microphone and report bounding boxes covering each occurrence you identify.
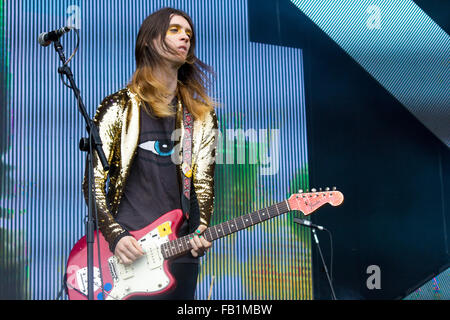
[38,26,72,47]
[293,218,325,231]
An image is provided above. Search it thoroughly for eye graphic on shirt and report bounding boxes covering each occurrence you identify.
[139,140,174,157]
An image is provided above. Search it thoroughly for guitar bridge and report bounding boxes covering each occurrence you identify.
[108,258,118,282]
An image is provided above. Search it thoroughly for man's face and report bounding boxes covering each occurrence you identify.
[156,14,192,67]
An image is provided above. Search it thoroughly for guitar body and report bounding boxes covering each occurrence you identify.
[66,209,184,300]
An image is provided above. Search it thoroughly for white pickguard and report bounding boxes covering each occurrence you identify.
[76,222,172,300]
[75,267,102,296]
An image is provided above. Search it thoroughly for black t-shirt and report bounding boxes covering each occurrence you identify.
[116,101,196,263]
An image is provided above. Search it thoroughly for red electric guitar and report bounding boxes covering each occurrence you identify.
[66,188,344,300]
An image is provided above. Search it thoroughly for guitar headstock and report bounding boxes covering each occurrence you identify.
[288,187,344,216]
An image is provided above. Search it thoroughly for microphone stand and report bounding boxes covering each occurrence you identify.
[294,218,337,300]
[52,38,109,300]
[311,228,337,300]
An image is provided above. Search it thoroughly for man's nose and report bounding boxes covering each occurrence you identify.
[179,31,190,42]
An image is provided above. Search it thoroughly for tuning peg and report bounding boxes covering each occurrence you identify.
[319,188,322,192]
[332,186,336,191]
[326,187,330,191]
[298,189,303,193]
[311,188,316,192]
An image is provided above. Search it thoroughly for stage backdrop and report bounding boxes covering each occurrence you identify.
[0,0,311,299]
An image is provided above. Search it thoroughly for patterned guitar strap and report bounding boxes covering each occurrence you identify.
[178,98,197,230]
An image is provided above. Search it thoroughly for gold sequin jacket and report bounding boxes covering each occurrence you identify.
[82,87,218,252]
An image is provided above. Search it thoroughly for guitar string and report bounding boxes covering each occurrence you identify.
[116,195,317,297]
[113,202,286,296]
[109,201,285,298]
[162,201,289,258]
[98,199,296,296]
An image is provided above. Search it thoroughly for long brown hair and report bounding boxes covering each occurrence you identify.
[129,7,215,120]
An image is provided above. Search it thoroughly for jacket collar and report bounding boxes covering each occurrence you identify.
[121,90,141,173]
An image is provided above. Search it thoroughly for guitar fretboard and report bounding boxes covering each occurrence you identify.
[161,200,290,259]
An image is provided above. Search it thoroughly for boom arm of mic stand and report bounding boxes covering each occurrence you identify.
[53,39,109,171]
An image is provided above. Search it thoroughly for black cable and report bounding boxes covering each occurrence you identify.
[312,228,337,300]
[51,27,109,300]
[59,28,79,89]
[89,131,107,301]
[57,27,107,300]
[65,282,88,299]
[324,227,334,284]
[55,274,66,300]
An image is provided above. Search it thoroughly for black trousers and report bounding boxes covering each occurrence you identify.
[129,262,199,300]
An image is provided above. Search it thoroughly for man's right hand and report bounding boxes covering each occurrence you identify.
[114,236,144,265]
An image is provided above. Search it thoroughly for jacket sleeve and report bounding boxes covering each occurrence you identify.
[82,96,130,253]
[192,109,219,227]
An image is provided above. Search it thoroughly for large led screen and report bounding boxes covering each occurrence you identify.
[1,0,311,300]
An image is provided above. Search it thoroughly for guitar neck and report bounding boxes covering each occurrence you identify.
[161,200,291,259]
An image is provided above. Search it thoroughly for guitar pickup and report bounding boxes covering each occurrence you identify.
[146,245,163,270]
[112,256,135,280]
[122,264,134,280]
